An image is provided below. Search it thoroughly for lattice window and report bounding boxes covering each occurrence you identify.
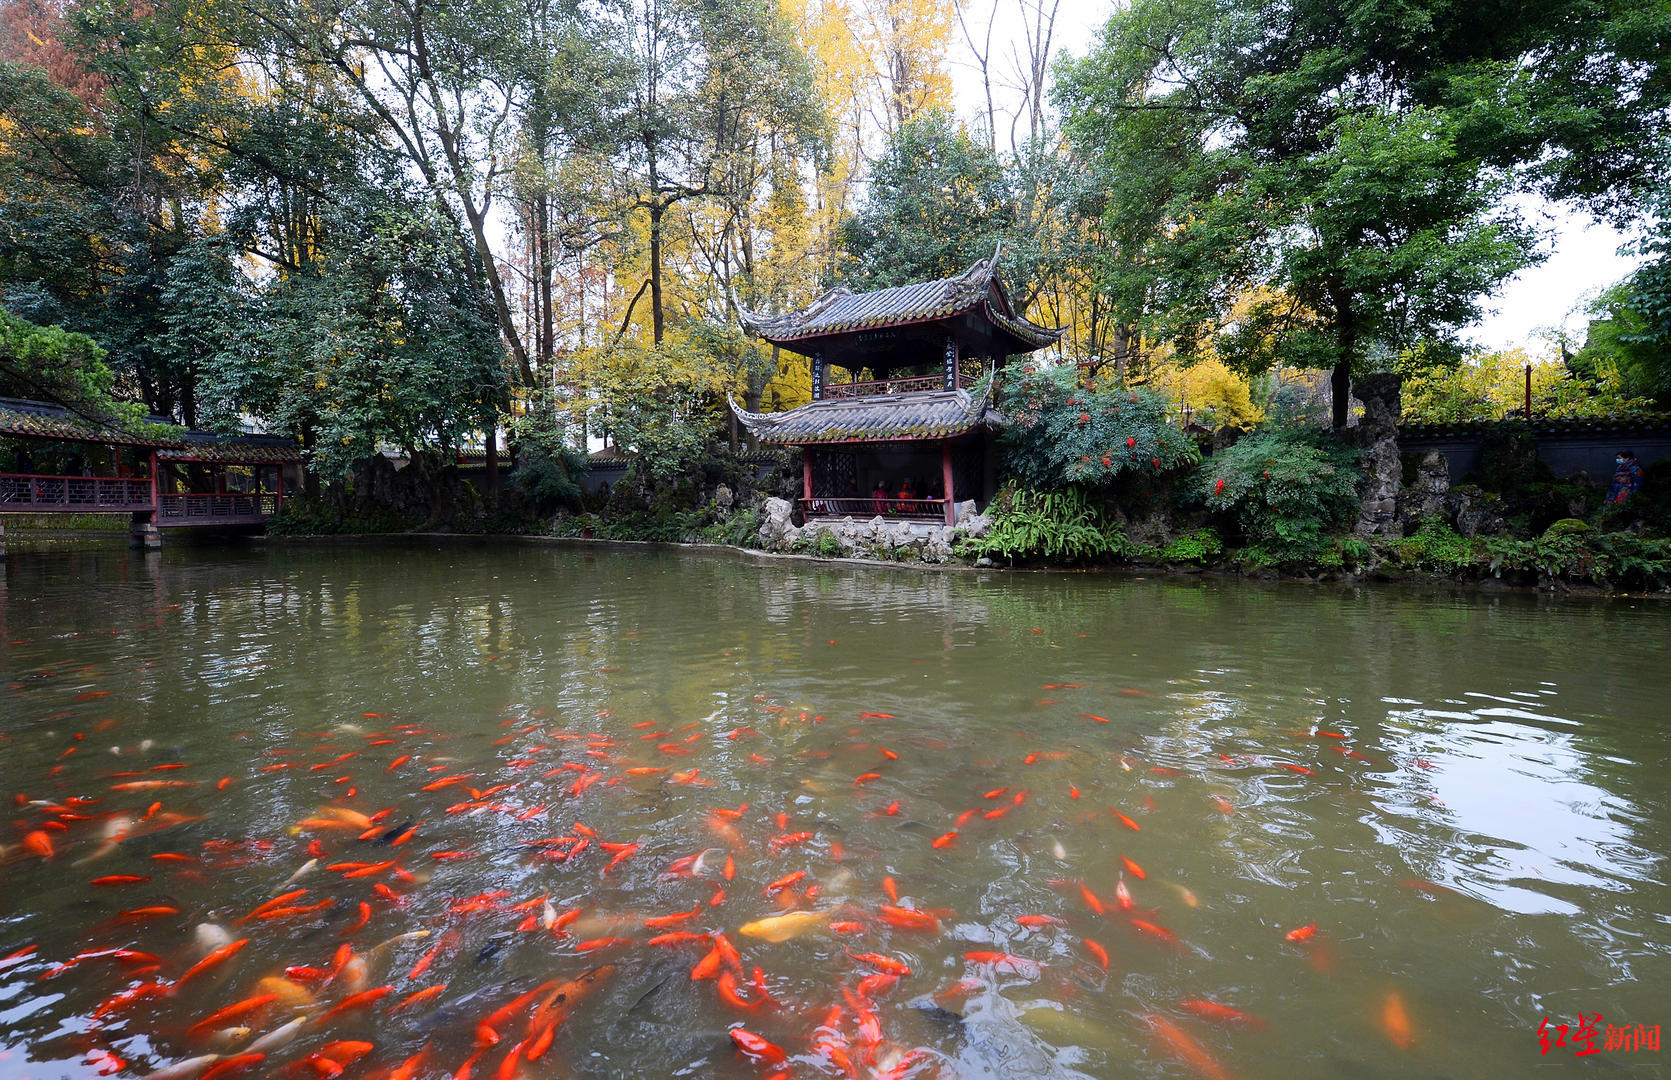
[809,449,857,498]
[952,443,983,506]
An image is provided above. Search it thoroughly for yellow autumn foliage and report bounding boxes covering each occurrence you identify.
[1146,356,1263,430]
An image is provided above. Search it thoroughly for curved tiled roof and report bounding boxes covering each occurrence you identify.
[1,396,301,461]
[738,250,1061,352]
[158,436,301,464]
[730,389,1003,445]
[0,397,182,446]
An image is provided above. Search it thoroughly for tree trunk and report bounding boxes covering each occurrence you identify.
[1332,297,1356,429]
[539,194,554,370]
[483,424,500,506]
[1331,361,1351,429]
[649,199,665,345]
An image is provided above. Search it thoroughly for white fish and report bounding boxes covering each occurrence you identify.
[71,813,137,866]
[282,858,319,885]
[690,847,729,879]
[202,1026,251,1049]
[140,1054,221,1080]
[193,922,235,954]
[1051,839,1068,861]
[245,1017,308,1055]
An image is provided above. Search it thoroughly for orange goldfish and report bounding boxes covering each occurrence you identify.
[174,938,249,990]
[188,992,278,1035]
[1179,999,1266,1029]
[877,906,940,933]
[730,1028,786,1065]
[1144,1013,1234,1080]
[1379,990,1416,1049]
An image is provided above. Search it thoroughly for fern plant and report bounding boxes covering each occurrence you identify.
[958,488,1132,563]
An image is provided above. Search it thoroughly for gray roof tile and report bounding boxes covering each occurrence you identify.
[730,389,1003,445]
[738,251,1061,351]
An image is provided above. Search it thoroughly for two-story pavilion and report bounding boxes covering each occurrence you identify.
[731,250,1060,526]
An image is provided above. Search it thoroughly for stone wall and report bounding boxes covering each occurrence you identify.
[757,497,990,564]
[1398,421,1671,483]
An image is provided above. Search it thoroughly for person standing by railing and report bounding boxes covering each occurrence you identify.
[871,480,890,516]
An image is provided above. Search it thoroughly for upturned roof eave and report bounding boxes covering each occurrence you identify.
[736,247,1063,355]
[729,390,1005,446]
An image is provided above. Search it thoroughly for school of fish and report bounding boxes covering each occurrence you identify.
[2,662,1446,1080]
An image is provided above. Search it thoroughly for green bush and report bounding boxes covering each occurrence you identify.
[697,506,763,548]
[1392,517,1479,571]
[1541,518,1591,539]
[956,487,1132,563]
[266,498,415,535]
[1157,527,1224,565]
[1196,428,1362,557]
[1236,533,1374,573]
[1484,531,1671,590]
[997,364,1199,492]
[594,506,700,543]
[550,513,597,538]
[511,441,587,514]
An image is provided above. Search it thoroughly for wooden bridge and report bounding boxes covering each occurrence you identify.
[0,475,281,526]
[0,398,298,550]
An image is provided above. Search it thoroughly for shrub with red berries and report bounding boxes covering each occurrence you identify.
[998,363,1197,490]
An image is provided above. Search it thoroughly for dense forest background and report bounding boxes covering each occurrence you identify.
[1,0,1669,487]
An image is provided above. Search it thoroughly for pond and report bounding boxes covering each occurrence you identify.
[1,541,1667,1080]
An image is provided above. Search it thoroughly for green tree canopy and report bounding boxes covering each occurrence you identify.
[0,310,177,438]
[839,110,1015,288]
[1054,0,1671,426]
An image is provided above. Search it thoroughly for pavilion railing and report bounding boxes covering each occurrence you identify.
[0,473,154,511]
[800,497,947,520]
[157,492,280,523]
[822,375,945,399]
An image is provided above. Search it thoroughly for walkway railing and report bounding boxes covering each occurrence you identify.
[800,497,947,520]
[0,473,154,511]
[157,492,280,525]
[822,375,945,399]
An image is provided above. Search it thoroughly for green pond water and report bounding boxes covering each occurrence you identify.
[1,540,1667,1080]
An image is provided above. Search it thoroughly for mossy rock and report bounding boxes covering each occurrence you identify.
[1541,518,1592,539]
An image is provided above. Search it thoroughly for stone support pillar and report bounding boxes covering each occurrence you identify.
[130,510,161,550]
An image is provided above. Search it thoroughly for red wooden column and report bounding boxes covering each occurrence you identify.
[941,441,955,526]
[132,450,162,550]
[802,450,814,508]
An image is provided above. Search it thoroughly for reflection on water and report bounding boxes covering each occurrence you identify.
[1,541,1667,1080]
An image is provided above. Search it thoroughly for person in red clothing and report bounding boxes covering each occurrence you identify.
[896,476,917,512]
[1607,450,1643,503]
